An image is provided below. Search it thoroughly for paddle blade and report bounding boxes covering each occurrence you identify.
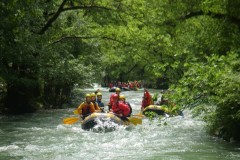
[63,117,80,125]
[73,109,78,115]
[132,114,145,118]
[128,117,142,125]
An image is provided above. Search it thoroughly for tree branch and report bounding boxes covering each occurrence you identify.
[154,10,240,29]
[124,64,138,75]
[50,35,128,46]
[61,5,113,12]
[38,0,68,35]
[38,0,114,35]
[182,10,240,27]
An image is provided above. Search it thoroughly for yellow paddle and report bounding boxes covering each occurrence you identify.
[132,114,144,118]
[127,117,142,125]
[73,109,78,115]
[63,117,80,125]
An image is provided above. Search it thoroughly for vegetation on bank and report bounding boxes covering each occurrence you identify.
[0,0,239,141]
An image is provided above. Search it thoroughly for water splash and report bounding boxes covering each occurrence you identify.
[90,117,125,133]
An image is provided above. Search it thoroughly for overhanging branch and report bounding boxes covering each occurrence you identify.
[62,5,113,12]
[38,0,115,35]
[51,35,128,46]
[182,10,240,26]
[38,0,68,35]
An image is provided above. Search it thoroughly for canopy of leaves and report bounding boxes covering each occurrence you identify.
[0,0,240,141]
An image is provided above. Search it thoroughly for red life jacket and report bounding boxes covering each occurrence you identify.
[112,101,130,117]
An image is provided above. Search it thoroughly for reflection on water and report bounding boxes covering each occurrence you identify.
[0,87,240,160]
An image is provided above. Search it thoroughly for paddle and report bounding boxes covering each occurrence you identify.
[73,109,78,115]
[132,114,144,118]
[63,117,80,125]
[127,116,142,125]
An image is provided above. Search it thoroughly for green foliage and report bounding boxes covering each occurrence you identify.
[169,52,240,140]
[152,93,159,101]
[0,0,105,111]
[1,0,240,141]
[144,111,158,121]
[144,110,169,126]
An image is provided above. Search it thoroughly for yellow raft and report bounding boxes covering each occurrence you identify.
[81,113,142,131]
[143,105,167,116]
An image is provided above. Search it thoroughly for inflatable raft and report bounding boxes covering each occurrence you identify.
[109,87,131,92]
[109,87,117,92]
[143,105,183,117]
[81,113,142,131]
[129,87,138,91]
[142,105,167,116]
[81,113,124,131]
[122,87,131,91]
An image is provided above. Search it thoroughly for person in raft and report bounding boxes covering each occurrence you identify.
[90,93,101,112]
[94,89,100,94]
[96,92,104,112]
[110,93,130,121]
[141,88,153,111]
[77,94,96,119]
[108,87,121,111]
[119,95,132,117]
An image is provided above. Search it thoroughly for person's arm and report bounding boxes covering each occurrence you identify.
[89,103,96,113]
[127,102,132,116]
[99,102,105,112]
[94,103,101,112]
[127,102,132,108]
[77,102,84,115]
[108,102,112,112]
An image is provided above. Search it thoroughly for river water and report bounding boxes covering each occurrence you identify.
[0,87,240,160]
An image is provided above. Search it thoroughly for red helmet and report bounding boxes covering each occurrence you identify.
[112,94,119,99]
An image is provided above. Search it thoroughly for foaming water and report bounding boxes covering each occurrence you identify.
[90,117,125,133]
[0,89,240,160]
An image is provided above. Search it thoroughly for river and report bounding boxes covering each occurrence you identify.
[0,87,240,160]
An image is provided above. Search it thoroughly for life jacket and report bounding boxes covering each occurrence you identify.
[125,102,132,117]
[92,101,101,112]
[108,94,115,110]
[141,98,149,109]
[111,103,121,115]
[112,102,130,117]
[80,102,92,117]
[143,90,153,106]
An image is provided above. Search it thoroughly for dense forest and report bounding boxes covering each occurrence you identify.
[0,0,239,141]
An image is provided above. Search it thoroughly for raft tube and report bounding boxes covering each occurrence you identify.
[130,87,138,91]
[81,113,123,131]
[109,87,130,92]
[121,87,130,91]
[143,105,166,116]
[109,87,117,92]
